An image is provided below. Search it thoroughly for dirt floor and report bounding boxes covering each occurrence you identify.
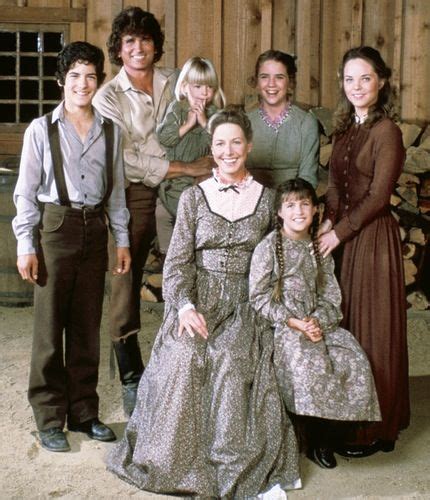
[1,301,429,500]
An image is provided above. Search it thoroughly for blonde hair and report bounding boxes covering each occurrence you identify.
[175,56,226,109]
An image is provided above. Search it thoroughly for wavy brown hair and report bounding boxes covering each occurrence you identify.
[107,6,164,66]
[333,46,397,135]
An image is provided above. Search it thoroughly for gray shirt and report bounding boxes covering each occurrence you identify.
[12,101,130,255]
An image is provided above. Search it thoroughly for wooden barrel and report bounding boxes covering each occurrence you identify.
[0,158,34,307]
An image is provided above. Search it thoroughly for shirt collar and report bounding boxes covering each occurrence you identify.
[115,65,168,93]
[51,101,104,127]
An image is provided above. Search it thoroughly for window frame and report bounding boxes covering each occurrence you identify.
[0,22,69,133]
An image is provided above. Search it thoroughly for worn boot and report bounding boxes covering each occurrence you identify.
[113,334,144,417]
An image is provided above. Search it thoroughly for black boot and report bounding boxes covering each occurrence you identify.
[113,335,144,417]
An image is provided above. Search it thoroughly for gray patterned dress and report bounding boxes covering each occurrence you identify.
[107,179,301,497]
[249,231,381,422]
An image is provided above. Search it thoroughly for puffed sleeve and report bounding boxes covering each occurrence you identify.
[249,234,295,327]
[162,187,198,309]
[310,254,343,331]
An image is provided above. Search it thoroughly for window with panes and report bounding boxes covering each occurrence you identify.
[0,25,66,125]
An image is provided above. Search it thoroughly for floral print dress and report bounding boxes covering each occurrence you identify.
[107,178,301,498]
[249,230,381,422]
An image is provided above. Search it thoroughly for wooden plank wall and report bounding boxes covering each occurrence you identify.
[1,0,430,128]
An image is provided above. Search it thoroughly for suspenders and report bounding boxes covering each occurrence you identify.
[45,112,114,207]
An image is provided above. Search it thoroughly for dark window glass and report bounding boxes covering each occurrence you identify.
[44,32,62,52]
[43,103,57,115]
[43,80,61,101]
[20,32,39,52]
[43,57,57,75]
[20,80,39,100]
[0,80,16,99]
[20,56,38,76]
[0,104,16,122]
[0,32,16,51]
[20,104,39,122]
[0,56,16,76]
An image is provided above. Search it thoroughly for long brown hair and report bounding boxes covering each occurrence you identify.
[333,46,397,134]
[272,178,321,302]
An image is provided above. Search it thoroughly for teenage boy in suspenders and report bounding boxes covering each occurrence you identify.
[12,42,130,452]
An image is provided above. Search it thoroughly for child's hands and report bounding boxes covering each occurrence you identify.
[193,100,208,128]
[287,317,323,343]
[179,109,198,137]
[302,317,323,343]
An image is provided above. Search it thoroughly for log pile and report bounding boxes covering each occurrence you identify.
[311,107,430,312]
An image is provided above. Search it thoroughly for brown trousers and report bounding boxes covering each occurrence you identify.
[28,204,108,431]
[108,183,157,342]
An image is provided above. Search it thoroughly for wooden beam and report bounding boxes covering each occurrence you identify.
[260,0,273,52]
[0,7,85,23]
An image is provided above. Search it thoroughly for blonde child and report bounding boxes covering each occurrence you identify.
[249,178,381,469]
[155,56,226,260]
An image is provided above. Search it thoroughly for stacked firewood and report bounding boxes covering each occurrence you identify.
[311,107,430,312]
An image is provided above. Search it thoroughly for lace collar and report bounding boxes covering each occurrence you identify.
[259,102,292,130]
[212,168,253,193]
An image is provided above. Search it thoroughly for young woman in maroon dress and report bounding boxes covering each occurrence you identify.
[318,46,410,457]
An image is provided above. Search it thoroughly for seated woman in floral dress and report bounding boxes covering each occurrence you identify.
[106,106,301,498]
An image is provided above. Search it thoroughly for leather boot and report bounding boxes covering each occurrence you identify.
[113,335,144,417]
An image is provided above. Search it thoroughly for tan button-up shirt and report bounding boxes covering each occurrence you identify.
[93,66,179,187]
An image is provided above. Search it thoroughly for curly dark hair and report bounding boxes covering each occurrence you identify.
[56,41,105,86]
[333,46,397,134]
[107,6,164,66]
[249,49,297,89]
[208,104,253,142]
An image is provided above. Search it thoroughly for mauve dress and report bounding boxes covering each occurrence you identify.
[325,117,410,444]
[106,178,301,497]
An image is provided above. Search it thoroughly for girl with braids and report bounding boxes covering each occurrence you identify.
[250,178,380,470]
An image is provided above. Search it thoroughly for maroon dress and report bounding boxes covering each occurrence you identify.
[326,117,410,445]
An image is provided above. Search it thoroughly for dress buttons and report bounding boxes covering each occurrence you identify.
[345,193,349,199]
[343,170,347,175]
[345,205,349,210]
[344,182,348,187]
[81,174,85,179]
[344,155,349,161]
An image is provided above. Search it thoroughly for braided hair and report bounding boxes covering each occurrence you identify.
[272,178,321,302]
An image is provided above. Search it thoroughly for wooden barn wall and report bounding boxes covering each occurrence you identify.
[1,0,430,155]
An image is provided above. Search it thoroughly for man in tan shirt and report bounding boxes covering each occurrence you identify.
[94,7,212,416]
